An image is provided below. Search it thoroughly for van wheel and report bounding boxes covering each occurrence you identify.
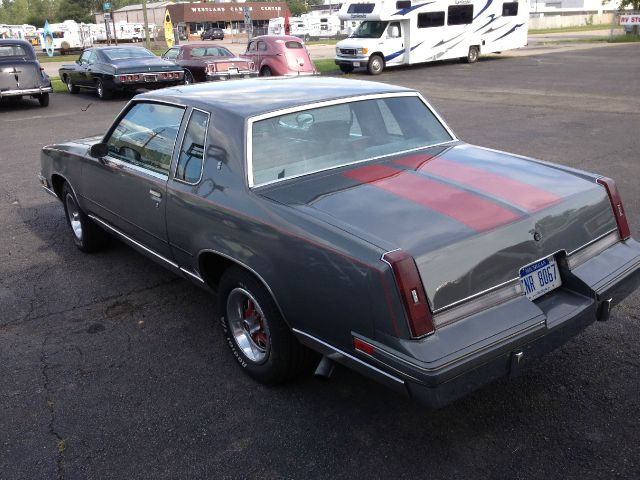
[367,54,384,75]
[465,46,479,64]
[339,64,354,74]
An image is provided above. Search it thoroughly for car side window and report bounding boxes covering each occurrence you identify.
[258,41,267,52]
[79,50,92,64]
[164,48,178,60]
[86,51,97,64]
[247,41,257,53]
[175,109,209,184]
[106,102,185,176]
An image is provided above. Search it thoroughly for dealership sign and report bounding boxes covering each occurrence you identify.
[619,14,640,25]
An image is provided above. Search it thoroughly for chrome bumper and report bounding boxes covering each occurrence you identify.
[0,86,52,98]
[206,72,259,81]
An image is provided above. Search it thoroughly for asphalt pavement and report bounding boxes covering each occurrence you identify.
[1,43,639,480]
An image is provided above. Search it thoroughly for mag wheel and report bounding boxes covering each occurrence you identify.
[367,54,384,75]
[62,182,109,253]
[465,46,479,64]
[96,78,112,100]
[218,267,317,384]
[65,75,79,94]
[183,70,194,85]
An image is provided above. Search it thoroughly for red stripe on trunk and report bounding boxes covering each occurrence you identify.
[344,165,520,231]
[395,155,562,212]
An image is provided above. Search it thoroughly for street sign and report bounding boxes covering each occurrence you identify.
[243,6,252,25]
[104,12,112,21]
[103,2,111,12]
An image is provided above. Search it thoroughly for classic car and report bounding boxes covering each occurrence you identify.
[161,44,257,83]
[0,39,51,107]
[242,35,317,77]
[38,78,640,407]
[201,27,224,40]
[58,46,184,100]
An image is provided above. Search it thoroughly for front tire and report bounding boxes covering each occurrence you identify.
[38,93,49,107]
[62,183,110,253]
[465,46,479,64]
[218,267,316,384]
[95,78,112,100]
[367,54,384,75]
[65,75,79,94]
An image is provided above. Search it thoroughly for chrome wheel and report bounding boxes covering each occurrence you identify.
[367,55,384,75]
[96,80,103,98]
[184,70,194,85]
[65,193,83,241]
[227,287,270,363]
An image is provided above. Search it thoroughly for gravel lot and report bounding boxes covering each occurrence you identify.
[1,43,639,480]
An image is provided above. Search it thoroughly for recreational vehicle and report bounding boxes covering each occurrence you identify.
[268,17,311,39]
[335,0,528,74]
[308,14,341,38]
[38,20,92,53]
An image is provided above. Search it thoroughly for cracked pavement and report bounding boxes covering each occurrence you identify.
[1,44,639,479]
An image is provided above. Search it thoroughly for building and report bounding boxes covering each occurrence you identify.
[95,2,173,27]
[166,2,290,37]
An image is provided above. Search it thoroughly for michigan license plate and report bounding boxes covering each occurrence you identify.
[519,256,562,301]
[228,67,239,75]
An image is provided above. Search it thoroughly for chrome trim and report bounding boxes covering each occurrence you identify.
[172,107,209,186]
[292,329,407,393]
[88,214,179,269]
[41,184,58,199]
[566,228,618,256]
[179,267,205,283]
[432,276,523,314]
[246,91,458,188]
[565,230,619,270]
[0,86,53,97]
[102,156,169,181]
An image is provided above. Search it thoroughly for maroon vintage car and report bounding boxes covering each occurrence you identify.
[162,43,257,83]
[242,35,317,77]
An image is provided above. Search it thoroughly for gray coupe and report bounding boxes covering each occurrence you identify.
[0,39,52,107]
[39,77,640,407]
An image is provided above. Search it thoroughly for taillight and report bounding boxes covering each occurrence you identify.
[382,250,434,338]
[597,177,631,241]
[206,63,216,73]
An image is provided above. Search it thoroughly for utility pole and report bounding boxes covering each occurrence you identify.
[142,0,151,49]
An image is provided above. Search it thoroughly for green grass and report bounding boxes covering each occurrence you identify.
[314,58,339,74]
[543,34,640,45]
[529,24,615,35]
[608,33,640,43]
[306,39,340,46]
[51,77,67,93]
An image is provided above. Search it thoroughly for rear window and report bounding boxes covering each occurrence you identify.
[285,41,303,49]
[102,48,156,61]
[250,96,453,187]
[0,44,31,58]
[191,47,233,57]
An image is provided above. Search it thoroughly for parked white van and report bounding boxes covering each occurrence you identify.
[335,0,528,74]
[38,20,92,53]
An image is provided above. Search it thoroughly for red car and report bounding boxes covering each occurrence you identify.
[242,35,317,77]
[162,43,257,83]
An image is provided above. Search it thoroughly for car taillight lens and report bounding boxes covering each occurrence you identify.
[207,63,216,73]
[382,250,434,338]
[597,177,631,241]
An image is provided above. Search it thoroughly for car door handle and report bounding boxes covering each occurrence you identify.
[149,189,162,201]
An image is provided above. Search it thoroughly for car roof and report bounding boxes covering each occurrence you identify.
[0,39,33,47]
[252,35,305,43]
[137,77,414,119]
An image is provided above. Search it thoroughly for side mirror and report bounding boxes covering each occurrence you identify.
[89,142,108,158]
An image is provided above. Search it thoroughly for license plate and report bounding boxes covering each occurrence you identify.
[144,74,157,82]
[228,67,239,75]
[519,256,562,301]
[353,62,360,67]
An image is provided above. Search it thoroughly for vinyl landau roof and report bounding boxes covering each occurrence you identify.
[138,77,413,119]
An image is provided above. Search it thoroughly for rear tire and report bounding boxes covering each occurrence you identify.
[218,267,317,384]
[367,54,384,75]
[38,93,49,107]
[260,66,272,77]
[464,46,479,64]
[96,78,112,100]
[61,183,110,253]
[339,64,354,74]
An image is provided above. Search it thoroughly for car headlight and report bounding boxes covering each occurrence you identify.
[335,46,340,55]
[357,47,368,55]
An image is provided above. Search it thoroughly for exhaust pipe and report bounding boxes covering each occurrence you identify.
[314,355,335,379]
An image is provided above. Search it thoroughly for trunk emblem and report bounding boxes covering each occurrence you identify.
[533,231,542,242]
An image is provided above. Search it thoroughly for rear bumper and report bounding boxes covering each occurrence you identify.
[206,71,259,81]
[296,238,640,408]
[0,85,52,98]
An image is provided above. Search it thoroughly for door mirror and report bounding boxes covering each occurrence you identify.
[388,25,400,38]
[89,142,109,158]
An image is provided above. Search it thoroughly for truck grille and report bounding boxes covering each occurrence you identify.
[340,48,357,56]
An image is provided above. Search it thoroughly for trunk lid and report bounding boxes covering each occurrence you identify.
[0,60,40,91]
[260,143,617,310]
